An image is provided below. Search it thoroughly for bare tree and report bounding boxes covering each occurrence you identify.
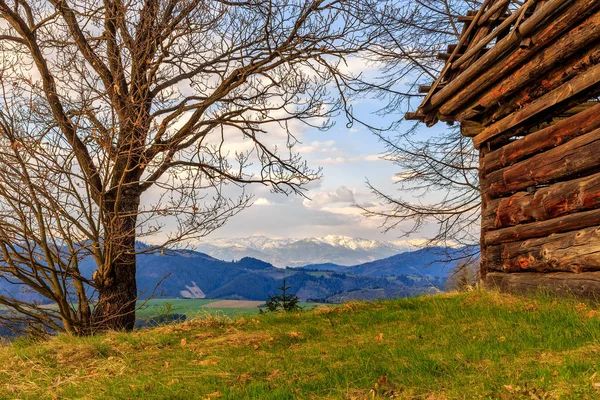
[0,0,382,334]
[357,0,491,254]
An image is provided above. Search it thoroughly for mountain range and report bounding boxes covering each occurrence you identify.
[0,244,470,305]
[195,235,429,267]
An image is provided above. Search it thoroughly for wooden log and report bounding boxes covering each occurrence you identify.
[424,0,599,114]
[478,0,510,25]
[454,10,600,121]
[405,112,426,121]
[483,127,600,198]
[458,3,503,71]
[449,2,528,71]
[483,46,600,125]
[418,84,446,94]
[438,53,464,61]
[479,146,492,278]
[457,15,507,24]
[419,0,494,113]
[485,271,600,300]
[488,171,600,230]
[487,225,600,273]
[485,208,600,245]
[482,102,600,173]
[473,61,600,149]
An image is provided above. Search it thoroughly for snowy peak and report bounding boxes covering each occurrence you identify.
[195,235,422,268]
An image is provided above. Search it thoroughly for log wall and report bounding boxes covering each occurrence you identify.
[473,6,600,296]
[409,1,600,298]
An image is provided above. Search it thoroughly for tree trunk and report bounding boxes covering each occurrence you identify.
[92,191,140,331]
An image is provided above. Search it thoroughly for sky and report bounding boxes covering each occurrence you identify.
[200,93,449,242]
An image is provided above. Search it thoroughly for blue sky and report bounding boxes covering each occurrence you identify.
[201,93,449,242]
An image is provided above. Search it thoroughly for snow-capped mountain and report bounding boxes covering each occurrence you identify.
[195,235,425,267]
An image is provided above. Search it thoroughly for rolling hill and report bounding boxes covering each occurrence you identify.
[298,246,474,278]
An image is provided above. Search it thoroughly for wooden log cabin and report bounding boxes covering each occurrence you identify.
[407,0,600,298]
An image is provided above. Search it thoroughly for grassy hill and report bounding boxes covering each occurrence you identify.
[2,291,600,399]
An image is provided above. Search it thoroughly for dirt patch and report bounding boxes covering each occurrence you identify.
[203,300,264,309]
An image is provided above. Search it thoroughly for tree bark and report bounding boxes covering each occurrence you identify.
[92,191,140,331]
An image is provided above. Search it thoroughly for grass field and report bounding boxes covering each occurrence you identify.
[136,299,320,318]
[3,290,600,399]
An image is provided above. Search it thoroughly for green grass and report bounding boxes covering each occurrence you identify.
[136,298,218,318]
[2,290,600,399]
[136,299,319,318]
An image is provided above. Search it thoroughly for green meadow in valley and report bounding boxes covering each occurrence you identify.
[2,291,600,399]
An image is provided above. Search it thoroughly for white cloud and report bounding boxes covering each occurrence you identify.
[295,140,336,154]
[254,198,272,206]
[364,154,382,162]
[315,154,383,165]
[303,185,355,209]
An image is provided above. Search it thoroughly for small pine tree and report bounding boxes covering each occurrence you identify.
[262,280,302,313]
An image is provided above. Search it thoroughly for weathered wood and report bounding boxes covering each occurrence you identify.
[478,0,510,25]
[482,102,600,173]
[454,10,600,121]
[483,47,600,126]
[449,1,529,71]
[488,171,600,230]
[424,0,598,114]
[487,225,600,273]
[438,53,464,61]
[479,145,493,278]
[473,62,600,148]
[483,127,600,198]
[486,271,600,300]
[405,111,426,121]
[418,84,446,94]
[457,15,507,24]
[485,208,600,245]
[458,2,505,71]
[419,0,494,116]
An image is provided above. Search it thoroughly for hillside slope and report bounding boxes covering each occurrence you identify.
[299,246,470,278]
[2,291,600,399]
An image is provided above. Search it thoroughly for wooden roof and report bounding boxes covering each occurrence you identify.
[407,0,599,128]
